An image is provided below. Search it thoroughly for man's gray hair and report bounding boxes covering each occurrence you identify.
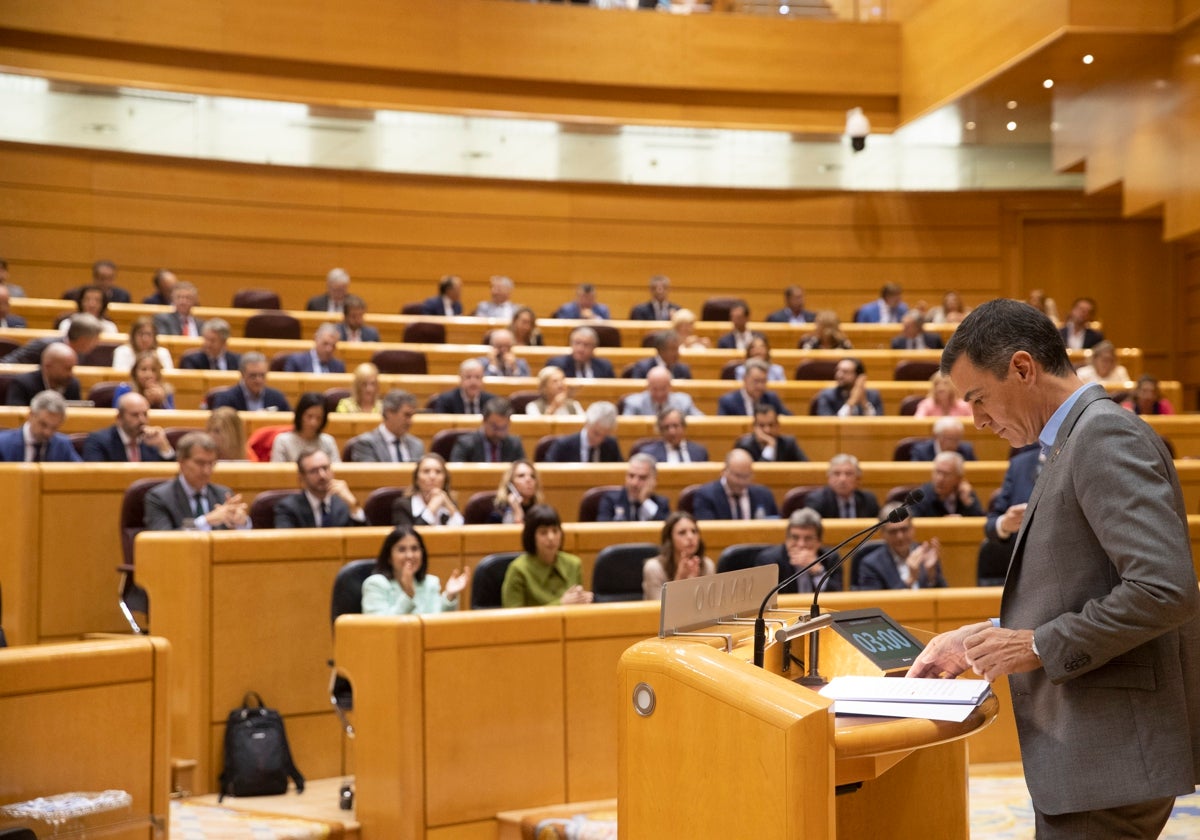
[30,389,67,417]
[585,400,618,429]
[381,389,417,413]
[932,416,963,437]
[64,313,104,340]
[827,453,860,475]
[239,351,267,371]
[202,318,231,340]
[315,323,340,341]
[788,507,823,537]
[629,452,658,474]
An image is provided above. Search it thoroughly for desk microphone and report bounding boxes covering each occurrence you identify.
[796,489,925,686]
[752,490,924,669]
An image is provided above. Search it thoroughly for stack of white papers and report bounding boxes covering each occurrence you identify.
[818,676,992,722]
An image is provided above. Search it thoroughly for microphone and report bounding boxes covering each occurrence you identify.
[752,489,924,669]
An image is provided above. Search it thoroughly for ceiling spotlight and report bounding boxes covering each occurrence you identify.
[1043,79,1054,89]
[1082,54,1094,65]
[779,4,789,12]
[965,121,977,131]
[1006,121,1017,131]
[1006,100,1018,110]
[845,107,871,153]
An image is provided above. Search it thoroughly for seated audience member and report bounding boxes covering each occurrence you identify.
[805,453,880,520]
[113,316,174,373]
[180,318,241,371]
[981,443,1042,571]
[152,281,201,337]
[670,308,710,349]
[909,417,977,462]
[545,400,622,463]
[0,390,82,462]
[143,431,250,531]
[420,274,463,316]
[754,508,842,593]
[854,282,908,324]
[716,300,759,350]
[501,505,593,607]
[908,451,984,517]
[476,327,530,377]
[890,311,943,350]
[347,389,424,463]
[1076,340,1129,385]
[1026,288,1059,322]
[473,274,519,320]
[0,258,25,297]
[766,285,816,324]
[114,351,175,410]
[642,512,715,600]
[733,335,785,382]
[627,330,692,380]
[205,407,248,461]
[307,267,351,313]
[598,454,671,522]
[274,447,366,528]
[641,407,709,464]
[717,359,791,416]
[693,449,779,521]
[450,397,527,463]
[392,453,464,528]
[337,362,382,413]
[65,259,131,304]
[622,367,702,417]
[1122,374,1174,415]
[925,290,970,324]
[209,352,292,412]
[428,359,496,414]
[6,342,81,406]
[814,358,884,416]
[0,285,26,328]
[270,392,340,464]
[59,284,117,334]
[283,323,345,374]
[629,274,680,321]
[489,459,544,524]
[142,268,177,306]
[1058,296,1104,350]
[856,504,947,590]
[526,366,584,417]
[546,326,615,379]
[553,283,610,320]
[361,527,469,615]
[509,305,543,346]
[83,392,175,462]
[337,294,380,342]
[913,371,970,418]
[799,309,852,350]
[735,404,808,462]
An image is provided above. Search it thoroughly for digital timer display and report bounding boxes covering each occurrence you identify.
[829,609,924,671]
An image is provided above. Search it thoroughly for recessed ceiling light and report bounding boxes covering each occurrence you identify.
[964,121,977,131]
[1006,121,1017,131]
[1006,100,1018,110]
[1043,79,1054,89]
[779,4,789,12]
[1082,54,1094,65]
[1050,121,1060,132]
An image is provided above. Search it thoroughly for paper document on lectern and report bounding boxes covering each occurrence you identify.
[819,676,992,722]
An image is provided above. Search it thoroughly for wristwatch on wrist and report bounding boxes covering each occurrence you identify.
[1031,635,1041,659]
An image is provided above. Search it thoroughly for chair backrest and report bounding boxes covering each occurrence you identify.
[0,339,19,359]
[163,427,193,449]
[592,542,659,602]
[619,362,640,379]
[700,297,741,322]
[246,424,291,463]
[331,558,378,626]
[470,551,521,609]
[793,359,838,380]
[431,428,470,461]
[403,321,446,344]
[894,360,940,381]
[86,381,123,409]
[120,478,169,567]
[244,312,301,340]
[716,542,771,574]
[892,436,926,461]
[976,539,1009,587]
[67,432,89,457]
[363,486,407,527]
[0,373,13,405]
[0,582,6,649]
[371,349,428,375]
[720,359,741,380]
[507,389,540,415]
[248,488,295,530]
[780,485,822,518]
[323,387,351,414]
[591,324,621,348]
[807,394,823,416]
[400,302,425,315]
[627,437,658,458]
[577,485,621,522]
[269,351,291,372]
[232,289,282,309]
[676,484,700,515]
[846,538,883,589]
[898,394,923,416]
[886,485,916,504]
[533,434,558,462]
[463,490,498,525]
[80,343,117,367]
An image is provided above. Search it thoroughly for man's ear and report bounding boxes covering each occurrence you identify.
[1010,351,1036,382]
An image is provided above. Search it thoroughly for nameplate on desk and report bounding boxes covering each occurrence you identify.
[659,566,778,637]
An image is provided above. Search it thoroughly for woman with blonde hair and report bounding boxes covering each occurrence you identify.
[114,350,175,409]
[913,371,971,418]
[526,365,584,416]
[490,459,544,524]
[800,310,852,350]
[391,453,464,528]
[112,316,174,372]
[205,406,247,460]
[670,308,711,349]
[336,362,382,413]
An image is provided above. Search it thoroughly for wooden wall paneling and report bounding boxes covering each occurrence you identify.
[0,466,40,646]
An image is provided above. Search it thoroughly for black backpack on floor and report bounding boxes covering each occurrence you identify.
[218,691,305,802]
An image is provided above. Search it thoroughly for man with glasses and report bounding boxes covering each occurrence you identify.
[855,502,945,590]
[274,447,367,528]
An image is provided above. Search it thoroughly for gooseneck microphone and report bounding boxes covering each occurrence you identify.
[752,489,925,669]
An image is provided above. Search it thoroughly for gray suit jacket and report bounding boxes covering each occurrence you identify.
[346,428,425,463]
[1003,385,1200,814]
[621,390,702,417]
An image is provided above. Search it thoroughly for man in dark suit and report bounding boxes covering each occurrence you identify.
[180,318,242,371]
[274,448,368,528]
[596,453,670,522]
[627,330,692,380]
[546,326,615,379]
[0,390,82,462]
[208,352,291,412]
[449,398,526,463]
[856,503,947,589]
[853,281,907,324]
[428,359,497,414]
[890,311,944,350]
[5,343,82,406]
[628,274,680,321]
[735,404,807,463]
[152,281,202,337]
[715,300,760,350]
[2,314,103,365]
[1058,296,1105,349]
[546,401,622,463]
[0,285,25,328]
[336,295,380,342]
[306,267,351,313]
[82,392,175,462]
[754,508,842,593]
[765,285,816,324]
[64,259,131,304]
[143,432,250,531]
[420,274,463,316]
[813,358,884,416]
[141,268,176,305]
[553,283,611,320]
[908,451,984,518]
[692,449,778,520]
[908,416,977,462]
[717,359,791,417]
[347,390,425,463]
[639,407,709,464]
[804,453,880,519]
[978,442,1043,585]
[282,323,346,374]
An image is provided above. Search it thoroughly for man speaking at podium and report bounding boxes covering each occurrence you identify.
[908,298,1199,839]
